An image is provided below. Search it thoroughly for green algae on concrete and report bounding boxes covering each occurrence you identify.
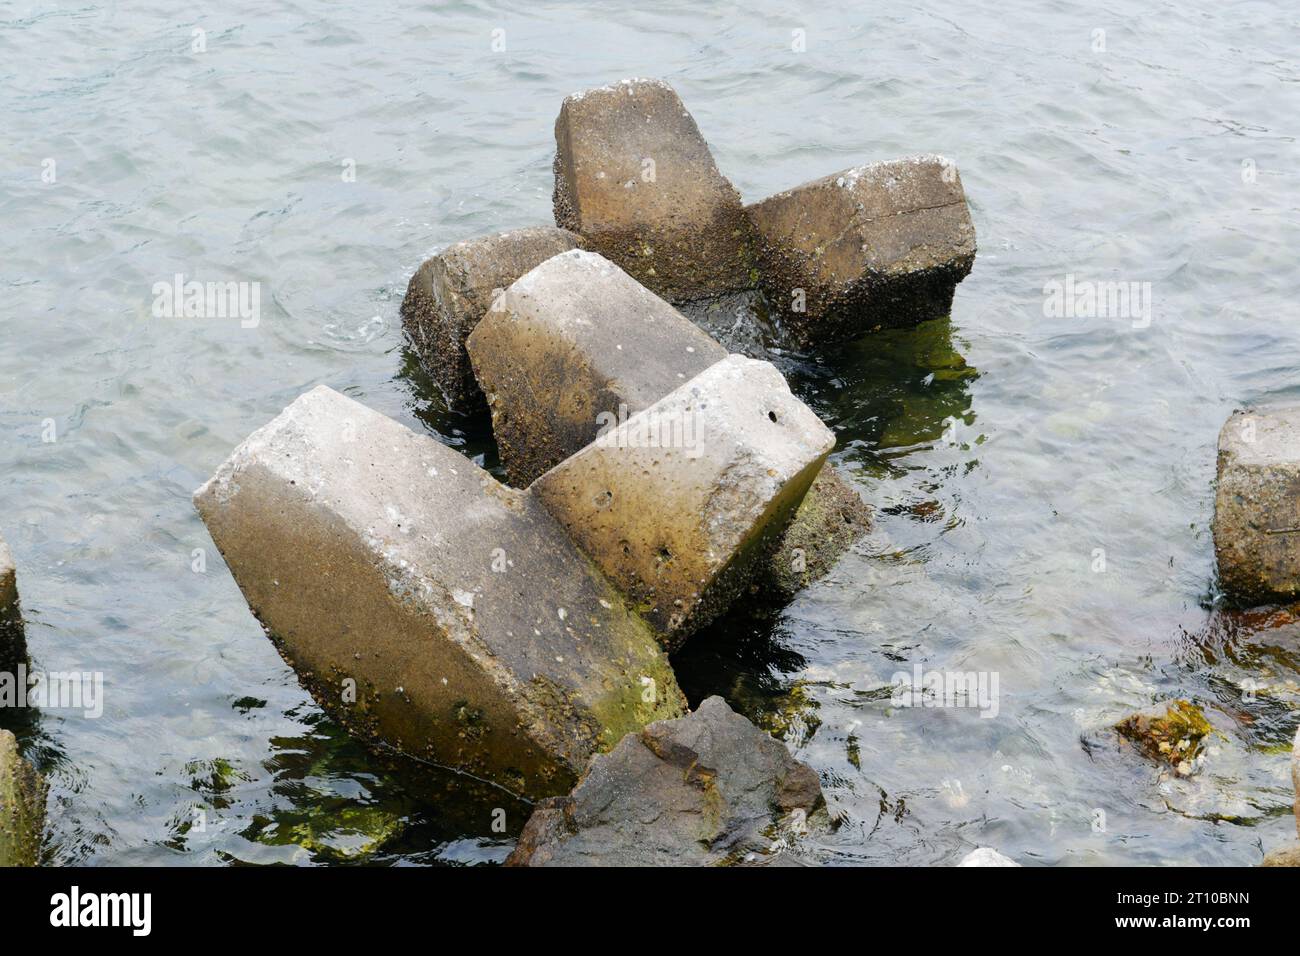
[194,386,685,799]
[0,730,46,867]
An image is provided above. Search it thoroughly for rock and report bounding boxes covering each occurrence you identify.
[506,695,823,866]
[400,226,583,406]
[0,532,25,674]
[466,250,870,601]
[957,847,1020,867]
[552,78,756,302]
[1263,844,1300,866]
[194,385,685,798]
[747,155,977,346]
[532,355,835,648]
[1213,405,1300,604]
[1115,700,1213,776]
[467,249,727,488]
[0,730,46,867]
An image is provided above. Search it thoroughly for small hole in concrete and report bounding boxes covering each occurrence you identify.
[768,410,778,423]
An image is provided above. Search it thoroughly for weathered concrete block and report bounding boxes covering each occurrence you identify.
[506,695,823,866]
[0,730,46,867]
[467,249,728,487]
[400,226,583,406]
[194,386,685,798]
[1213,406,1300,605]
[0,532,25,675]
[747,155,976,345]
[467,250,869,600]
[532,355,835,647]
[552,78,756,302]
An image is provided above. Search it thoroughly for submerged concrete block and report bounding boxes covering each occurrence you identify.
[400,226,583,406]
[1213,405,1300,604]
[467,250,869,599]
[506,696,823,866]
[532,355,835,648]
[748,155,976,345]
[467,249,728,487]
[194,386,685,798]
[0,532,24,675]
[552,78,756,302]
[0,730,46,867]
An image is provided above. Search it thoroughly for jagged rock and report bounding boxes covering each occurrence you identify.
[400,226,583,406]
[0,532,24,674]
[194,385,685,798]
[467,250,870,601]
[506,696,823,866]
[1214,405,1300,604]
[1115,700,1213,776]
[532,355,835,648]
[958,847,1020,867]
[0,730,46,867]
[552,78,756,302]
[747,155,976,345]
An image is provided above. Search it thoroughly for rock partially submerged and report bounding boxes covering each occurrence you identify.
[957,847,1020,867]
[194,386,685,798]
[0,730,46,867]
[467,249,870,601]
[0,532,25,674]
[552,78,756,302]
[532,355,835,648]
[1213,405,1300,604]
[506,695,823,866]
[1115,700,1213,776]
[400,226,583,406]
[747,156,976,346]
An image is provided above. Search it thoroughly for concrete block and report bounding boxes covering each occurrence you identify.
[552,78,756,302]
[506,696,823,866]
[400,226,583,406]
[194,386,685,798]
[747,155,976,345]
[1213,405,1300,604]
[0,533,24,675]
[467,250,869,600]
[0,730,45,867]
[532,355,835,647]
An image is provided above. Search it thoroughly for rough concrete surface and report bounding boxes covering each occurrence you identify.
[194,385,685,798]
[0,730,46,867]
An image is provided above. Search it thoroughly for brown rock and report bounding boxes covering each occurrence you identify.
[507,696,824,866]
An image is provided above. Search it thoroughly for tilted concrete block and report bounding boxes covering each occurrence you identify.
[552,78,756,302]
[0,730,46,867]
[747,155,976,345]
[532,355,835,647]
[0,532,24,675]
[400,226,583,406]
[507,696,823,866]
[467,249,728,487]
[467,250,869,600]
[194,386,685,798]
[1213,405,1300,605]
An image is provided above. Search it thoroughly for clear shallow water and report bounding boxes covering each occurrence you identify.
[2,0,1299,865]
